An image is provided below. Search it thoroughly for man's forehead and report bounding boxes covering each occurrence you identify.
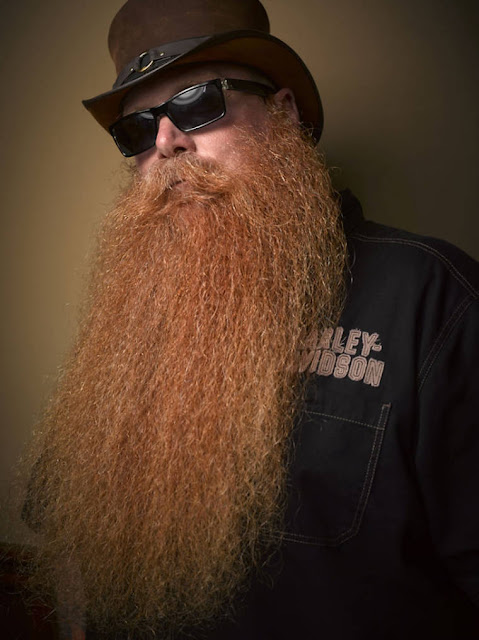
[122,62,259,114]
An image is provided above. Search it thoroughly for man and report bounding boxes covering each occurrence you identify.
[24,0,479,638]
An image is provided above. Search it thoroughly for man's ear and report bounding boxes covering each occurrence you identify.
[272,88,300,125]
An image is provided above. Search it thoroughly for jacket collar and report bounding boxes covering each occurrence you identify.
[339,189,364,236]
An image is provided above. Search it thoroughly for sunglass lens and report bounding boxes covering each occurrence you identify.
[112,111,157,157]
[169,82,225,131]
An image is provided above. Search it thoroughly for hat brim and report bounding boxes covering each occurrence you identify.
[82,30,323,142]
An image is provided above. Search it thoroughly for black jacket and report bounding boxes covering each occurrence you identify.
[204,191,479,639]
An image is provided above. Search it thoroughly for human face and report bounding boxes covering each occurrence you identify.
[122,63,299,175]
[28,108,346,637]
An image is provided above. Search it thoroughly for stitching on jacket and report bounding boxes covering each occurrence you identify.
[304,410,385,431]
[418,296,473,393]
[281,403,391,547]
[351,234,479,298]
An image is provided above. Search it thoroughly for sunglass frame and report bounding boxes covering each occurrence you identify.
[109,77,275,157]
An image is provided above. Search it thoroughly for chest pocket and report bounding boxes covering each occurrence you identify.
[283,388,391,547]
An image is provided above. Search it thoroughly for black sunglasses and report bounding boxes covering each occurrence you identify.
[109,78,275,157]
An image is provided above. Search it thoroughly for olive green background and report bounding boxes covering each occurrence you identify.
[1,0,478,542]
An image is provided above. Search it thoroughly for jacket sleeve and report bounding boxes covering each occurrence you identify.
[416,295,479,606]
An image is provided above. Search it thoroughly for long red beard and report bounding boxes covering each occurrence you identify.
[25,110,347,636]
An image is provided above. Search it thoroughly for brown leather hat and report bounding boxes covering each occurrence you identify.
[82,0,324,141]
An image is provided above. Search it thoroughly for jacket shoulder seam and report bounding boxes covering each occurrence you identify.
[351,233,479,299]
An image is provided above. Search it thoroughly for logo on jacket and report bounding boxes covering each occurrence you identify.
[299,326,385,387]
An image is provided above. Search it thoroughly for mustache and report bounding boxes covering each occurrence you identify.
[138,152,232,195]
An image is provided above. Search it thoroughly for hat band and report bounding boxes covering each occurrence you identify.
[113,35,211,89]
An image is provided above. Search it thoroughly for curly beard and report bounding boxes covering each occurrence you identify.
[24,108,347,637]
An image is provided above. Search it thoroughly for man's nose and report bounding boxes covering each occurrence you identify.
[154,114,196,158]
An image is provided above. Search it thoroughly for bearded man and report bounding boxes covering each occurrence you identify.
[24,1,479,639]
